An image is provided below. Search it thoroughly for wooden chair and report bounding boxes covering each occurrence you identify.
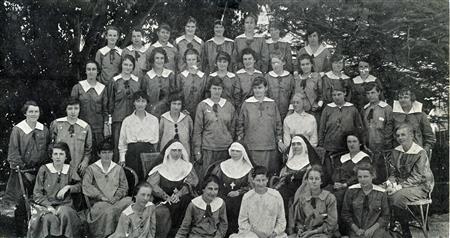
[406,192,432,238]
[140,152,161,180]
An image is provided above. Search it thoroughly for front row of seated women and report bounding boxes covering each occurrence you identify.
[27,123,432,238]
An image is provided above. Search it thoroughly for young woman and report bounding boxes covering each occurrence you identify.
[321,54,351,104]
[159,92,193,156]
[266,20,293,73]
[208,142,254,236]
[237,76,284,176]
[147,140,199,236]
[107,54,141,162]
[193,77,236,180]
[28,142,82,238]
[176,48,208,117]
[202,20,234,74]
[145,23,178,73]
[294,54,323,115]
[341,162,393,238]
[123,28,149,79]
[111,182,157,238]
[176,17,204,72]
[71,60,108,155]
[350,58,384,111]
[141,47,176,118]
[96,25,122,84]
[176,175,228,238]
[295,28,331,74]
[236,48,264,108]
[290,165,338,238]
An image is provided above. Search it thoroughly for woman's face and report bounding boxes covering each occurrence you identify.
[331,60,344,73]
[153,52,165,69]
[347,135,361,153]
[307,170,322,190]
[134,97,148,112]
[229,149,243,161]
[157,29,170,44]
[121,59,134,74]
[396,128,413,146]
[242,54,255,70]
[131,30,143,46]
[185,22,196,36]
[332,90,346,105]
[253,174,268,190]
[214,24,225,37]
[210,85,223,99]
[66,104,80,120]
[291,141,303,155]
[135,186,152,206]
[271,57,285,72]
[185,53,198,68]
[169,148,182,160]
[25,105,40,123]
[106,29,119,46]
[244,17,256,32]
[399,94,413,109]
[292,97,304,113]
[86,62,98,80]
[357,170,373,187]
[269,27,280,39]
[299,59,312,74]
[216,59,229,72]
[170,100,182,113]
[52,148,67,166]
[358,61,370,77]
[98,150,113,162]
[203,181,219,202]
[252,83,267,99]
[307,32,319,45]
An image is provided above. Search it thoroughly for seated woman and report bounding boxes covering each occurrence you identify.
[111,182,157,238]
[209,142,254,236]
[176,175,228,238]
[147,140,199,236]
[290,165,338,238]
[28,142,82,238]
[342,162,393,238]
[82,139,132,238]
[275,135,321,224]
[231,166,287,238]
[386,123,434,238]
[284,93,318,147]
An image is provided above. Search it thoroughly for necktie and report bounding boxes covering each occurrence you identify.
[363,194,369,212]
[110,48,116,63]
[205,204,212,218]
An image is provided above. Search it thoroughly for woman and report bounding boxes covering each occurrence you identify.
[5,101,50,236]
[71,60,108,155]
[341,162,393,238]
[83,139,132,238]
[108,54,140,162]
[266,20,293,73]
[350,58,384,111]
[275,135,321,223]
[176,17,204,72]
[141,47,176,118]
[209,142,254,235]
[295,28,331,74]
[290,165,338,238]
[176,175,228,238]
[321,53,351,104]
[28,142,82,238]
[111,182,157,238]
[237,76,284,176]
[147,140,199,236]
[236,48,264,108]
[145,23,178,73]
[118,91,159,181]
[193,76,236,180]
[160,92,193,156]
[294,54,323,116]
[392,88,436,153]
[202,20,234,74]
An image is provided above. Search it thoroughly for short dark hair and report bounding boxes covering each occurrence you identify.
[97,137,114,152]
[120,54,136,71]
[201,174,221,190]
[297,54,315,73]
[51,142,72,164]
[148,47,169,67]
[158,23,171,33]
[345,131,364,151]
[105,25,120,35]
[364,82,382,93]
[132,90,150,103]
[244,14,257,24]
[252,76,268,88]
[330,53,345,64]
[252,165,268,178]
[21,100,40,115]
[85,60,99,71]
[64,97,81,110]
[131,27,144,35]
[215,51,231,63]
[395,123,414,135]
[214,19,224,26]
[241,48,257,62]
[270,50,284,63]
[305,27,321,42]
[398,88,416,102]
[168,90,184,105]
[355,162,376,176]
[183,48,200,63]
[185,17,197,26]
[208,76,224,89]
[132,181,153,202]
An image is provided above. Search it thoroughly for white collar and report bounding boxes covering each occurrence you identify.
[175,35,203,45]
[152,41,175,48]
[46,163,70,175]
[56,117,88,129]
[266,37,290,44]
[126,44,149,53]
[181,70,204,78]
[392,101,423,114]
[245,96,274,103]
[292,111,309,117]
[236,68,262,75]
[122,202,154,216]
[352,75,377,84]
[113,74,139,82]
[161,111,187,123]
[94,160,117,174]
[340,151,369,164]
[79,80,105,95]
[99,46,122,56]
[325,71,350,80]
[304,43,327,56]
[209,71,235,78]
[268,70,290,77]
[394,143,424,155]
[300,72,324,79]
[146,68,172,79]
[203,98,226,108]
[363,101,388,110]
[221,142,253,179]
[207,37,234,44]
[149,142,192,181]
[327,102,353,108]
[286,136,310,171]
[348,183,386,192]
[191,196,224,212]
[131,111,156,120]
[236,33,264,39]
[16,120,44,134]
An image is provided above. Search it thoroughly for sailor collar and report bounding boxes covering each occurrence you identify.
[94,160,118,174]
[46,163,70,175]
[152,41,175,48]
[236,69,262,75]
[207,37,234,45]
[181,70,204,78]
[99,46,122,56]
[245,96,274,103]
[327,102,353,108]
[161,112,187,123]
[325,71,350,80]
[175,35,203,45]
[352,75,377,84]
[126,44,149,53]
[16,120,44,134]
[268,70,290,77]
[146,68,172,79]
[340,151,369,164]
[392,101,423,114]
[304,43,327,57]
[203,98,226,108]
[348,183,386,192]
[122,202,154,216]
[209,71,235,78]
[56,117,88,129]
[236,33,264,39]
[266,37,290,44]
[113,74,139,82]
[394,143,424,155]
[363,101,388,110]
[191,196,224,212]
[79,80,105,95]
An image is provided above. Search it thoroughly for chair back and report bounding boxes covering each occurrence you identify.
[141,152,161,179]
[123,166,139,196]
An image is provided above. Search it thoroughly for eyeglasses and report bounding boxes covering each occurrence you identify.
[68,124,75,137]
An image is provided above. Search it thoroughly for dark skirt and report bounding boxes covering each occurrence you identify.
[125,142,155,182]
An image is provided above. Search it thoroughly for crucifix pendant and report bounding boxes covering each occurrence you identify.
[173,188,179,194]
[230,182,236,190]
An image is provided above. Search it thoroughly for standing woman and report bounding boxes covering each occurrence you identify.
[202,20,234,74]
[147,140,199,236]
[193,77,236,180]
[108,54,140,162]
[237,76,285,176]
[232,14,269,73]
[145,23,178,73]
[294,28,331,74]
[236,48,264,109]
[141,47,176,118]
[266,20,293,73]
[71,60,108,157]
[118,91,159,182]
[123,28,149,79]
[5,101,50,236]
[176,17,204,72]
[95,26,122,85]
[28,142,82,238]
[209,142,253,236]
[321,53,352,104]
[294,54,323,117]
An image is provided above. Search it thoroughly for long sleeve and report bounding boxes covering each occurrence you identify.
[216,204,229,238]
[118,119,128,162]
[420,114,436,149]
[237,195,251,232]
[285,44,293,73]
[274,105,283,141]
[310,119,318,147]
[113,168,129,200]
[318,107,329,147]
[295,202,306,232]
[176,203,194,238]
[341,190,355,229]
[7,127,23,168]
[49,120,58,143]
[110,213,131,238]
[83,125,92,163]
[192,103,204,155]
[378,192,390,228]
[33,166,51,206]
[273,195,287,235]
[283,119,291,146]
[402,151,430,187]
[82,166,103,199]
[322,194,338,233]
[353,108,364,137]
[179,169,199,196]
[95,51,102,69]
[259,40,269,74]
[70,85,79,99]
[229,106,237,140]
[147,172,167,199]
[102,87,109,123]
[383,107,394,149]
[236,104,247,141]
[107,80,116,114]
